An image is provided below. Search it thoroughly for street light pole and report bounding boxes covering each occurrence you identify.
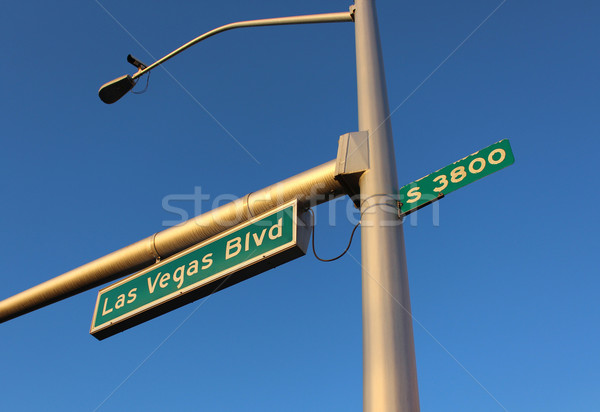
[1,3,421,410]
[354,1,420,411]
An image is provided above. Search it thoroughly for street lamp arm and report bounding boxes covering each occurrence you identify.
[133,11,354,80]
[99,10,354,104]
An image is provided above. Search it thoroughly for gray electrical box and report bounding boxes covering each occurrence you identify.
[334,131,369,206]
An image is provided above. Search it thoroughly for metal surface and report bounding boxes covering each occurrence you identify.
[335,131,370,177]
[334,131,369,207]
[0,160,343,323]
[355,1,420,411]
[131,11,354,81]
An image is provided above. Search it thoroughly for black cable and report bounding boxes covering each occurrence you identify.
[132,72,151,94]
[308,208,361,262]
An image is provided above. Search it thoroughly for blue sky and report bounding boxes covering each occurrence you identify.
[1,0,599,411]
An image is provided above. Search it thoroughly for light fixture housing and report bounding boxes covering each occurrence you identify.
[98,75,135,104]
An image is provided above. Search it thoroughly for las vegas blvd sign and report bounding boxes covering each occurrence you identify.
[397,139,515,216]
[90,200,310,340]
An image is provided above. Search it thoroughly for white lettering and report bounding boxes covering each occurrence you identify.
[159,272,170,288]
[127,288,137,304]
[252,229,267,246]
[202,253,213,269]
[406,187,422,204]
[268,218,283,240]
[102,298,113,316]
[488,148,506,165]
[148,273,161,294]
[226,237,242,259]
[469,157,486,174]
[173,266,185,288]
[115,294,126,310]
[187,260,198,276]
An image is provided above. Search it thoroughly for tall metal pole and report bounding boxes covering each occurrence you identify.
[354,1,420,411]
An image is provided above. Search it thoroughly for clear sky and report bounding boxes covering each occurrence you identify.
[1,0,599,411]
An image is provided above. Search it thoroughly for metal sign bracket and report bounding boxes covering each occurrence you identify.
[397,193,445,219]
[334,131,369,207]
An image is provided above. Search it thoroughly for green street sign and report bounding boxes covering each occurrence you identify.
[397,139,515,216]
[90,200,310,340]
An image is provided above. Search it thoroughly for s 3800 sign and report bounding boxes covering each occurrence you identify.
[397,139,515,216]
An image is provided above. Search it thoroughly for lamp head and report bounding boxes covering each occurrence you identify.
[98,75,135,104]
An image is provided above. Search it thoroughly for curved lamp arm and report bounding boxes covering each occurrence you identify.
[99,9,354,104]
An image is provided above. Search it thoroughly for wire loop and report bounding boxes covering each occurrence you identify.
[308,208,360,262]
